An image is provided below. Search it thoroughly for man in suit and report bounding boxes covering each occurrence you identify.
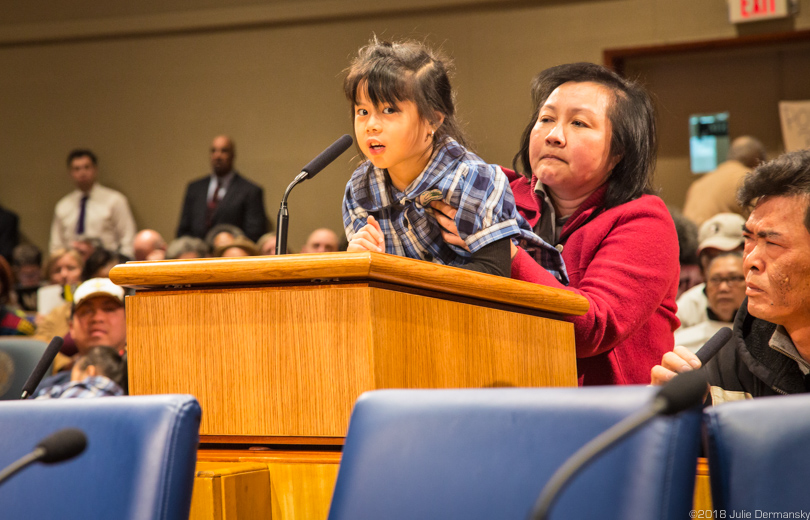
[176,135,268,242]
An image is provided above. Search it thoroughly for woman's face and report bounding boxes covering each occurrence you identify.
[51,254,82,286]
[529,81,619,202]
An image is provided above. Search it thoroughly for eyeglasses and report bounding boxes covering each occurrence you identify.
[707,275,746,288]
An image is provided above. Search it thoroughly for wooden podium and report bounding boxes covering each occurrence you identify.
[111,252,587,519]
[111,251,588,444]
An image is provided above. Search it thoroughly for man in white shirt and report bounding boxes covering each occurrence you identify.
[49,150,137,258]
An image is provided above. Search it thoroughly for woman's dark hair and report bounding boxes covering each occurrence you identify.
[738,149,810,233]
[81,248,130,281]
[513,62,657,211]
[344,37,469,152]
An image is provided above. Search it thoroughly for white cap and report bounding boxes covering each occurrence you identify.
[73,278,125,311]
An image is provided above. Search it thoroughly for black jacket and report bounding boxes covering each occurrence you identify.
[176,172,268,242]
[704,297,809,402]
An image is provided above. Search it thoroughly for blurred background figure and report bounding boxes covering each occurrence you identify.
[166,236,210,260]
[669,207,702,299]
[300,228,339,254]
[204,223,245,253]
[132,229,167,261]
[71,235,104,262]
[81,248,130,280]
[0,203,19,264]
[256,233,277,256]
[682,135,766,226]
[11,243,43,312]
[0,256,36,335]
[214,236,258,257]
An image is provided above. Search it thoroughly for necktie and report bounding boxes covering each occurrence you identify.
[206,181,223,229]
[76,194,89,235]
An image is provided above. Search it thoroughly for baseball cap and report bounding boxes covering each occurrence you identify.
[72,278,125,311]
[697,213,746,254]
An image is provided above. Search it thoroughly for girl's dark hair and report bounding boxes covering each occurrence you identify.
[513,62,657,211]
[344,37,469,151]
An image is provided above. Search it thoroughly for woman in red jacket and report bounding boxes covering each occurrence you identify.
[434,63,679,385]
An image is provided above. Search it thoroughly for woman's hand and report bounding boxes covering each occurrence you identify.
[650,346,702,385]
[430,201,469,252]
[347,215,385,252]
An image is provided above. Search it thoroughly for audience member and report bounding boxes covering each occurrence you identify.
[166,236,209,260]
[81,248,130,280]
[673,252,745,352]
[35,249,86,358]
[132,229,166,261]
[682,136,766,225]
[214,236,258,257]
[71,235,103,261]
[256,233,277,256]
[670,207,701,298]
[435,62,678,385]
[11,243,43,312]
[50,149,137,257]
[0,256,35,335]
[301,228,339,254]
[205,223,244,252]
[676,213,745,329]
[34,277,127,394]
[35,346,126,399]
[652,150,810,403]
[0,203,19,263]
[176,135,268,242]
[42,247,83,289]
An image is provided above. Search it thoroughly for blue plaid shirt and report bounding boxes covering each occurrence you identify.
[35,375,124,399]
[343,138,568,284]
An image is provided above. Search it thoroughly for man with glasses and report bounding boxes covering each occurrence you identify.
[673,252,745,353]
[652,150,810,404]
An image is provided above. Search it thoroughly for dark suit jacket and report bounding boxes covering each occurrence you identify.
[176,172,268,242]
[0,205,19,263]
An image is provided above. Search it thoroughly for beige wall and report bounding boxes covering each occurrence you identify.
[2,0,809,254]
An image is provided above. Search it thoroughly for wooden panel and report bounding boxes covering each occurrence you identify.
[369,289,576,389]
[128,283,576,438]
[128,285,375,437]
[191,462,272,520]
[268,463,339,520]
[111,252,589,316]
[693,457,712,512]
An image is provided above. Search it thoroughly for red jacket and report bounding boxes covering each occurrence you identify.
[508,170,680,385]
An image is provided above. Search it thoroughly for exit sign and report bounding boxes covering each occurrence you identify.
[729,0,795,23]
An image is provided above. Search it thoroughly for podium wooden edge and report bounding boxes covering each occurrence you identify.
[110,251,588,316]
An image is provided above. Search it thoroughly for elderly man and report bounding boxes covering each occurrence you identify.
[50,149,137,257]
[652,150,810,404]
[132,229,166,261]
[300,228,339,254]
[176,135,268,242]
[33,277,127,395]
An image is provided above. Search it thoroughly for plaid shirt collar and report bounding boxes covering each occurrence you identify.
[350,138,465,212]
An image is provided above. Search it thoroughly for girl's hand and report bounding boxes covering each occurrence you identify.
[347,215,385,252]
[430,201,469,252]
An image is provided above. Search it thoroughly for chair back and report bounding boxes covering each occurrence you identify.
[0,394,201,520]
[704,394,810,510]
[0,337,50,400]
[328,387,702,520]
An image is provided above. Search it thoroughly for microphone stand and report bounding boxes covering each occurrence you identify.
[275,172,307,256]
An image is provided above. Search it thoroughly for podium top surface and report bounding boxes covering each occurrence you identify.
[110,251,588,316]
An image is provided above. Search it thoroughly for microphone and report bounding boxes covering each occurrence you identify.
[276,135,353,255]
[530,370,707,520]
[0,428,87,486]
[20,336,64,399]
[695,327,732,365]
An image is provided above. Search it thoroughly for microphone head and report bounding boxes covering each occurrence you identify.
[21,336,64,399]
[302,134,353,179]
[36,428,87,464]
[654,369,708,416]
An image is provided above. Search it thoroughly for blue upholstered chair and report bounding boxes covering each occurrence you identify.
[0,337,50,400]
[704,394,810,510]
[328,387,702,520]
[0,394,201,520]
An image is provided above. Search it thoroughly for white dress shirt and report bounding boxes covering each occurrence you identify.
[49,183,137,257]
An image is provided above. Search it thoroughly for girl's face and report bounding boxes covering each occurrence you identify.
[354,86,435,190]
[51,253,82,286]
[528,81,619,202]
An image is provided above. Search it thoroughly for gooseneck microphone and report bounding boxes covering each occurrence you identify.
[530,369,707,520]
[0,428,87,486]
[20,336,64,399]
[696,327,733,365]
[275,135,353,255]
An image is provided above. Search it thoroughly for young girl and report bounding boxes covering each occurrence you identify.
[342,38,567,282]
